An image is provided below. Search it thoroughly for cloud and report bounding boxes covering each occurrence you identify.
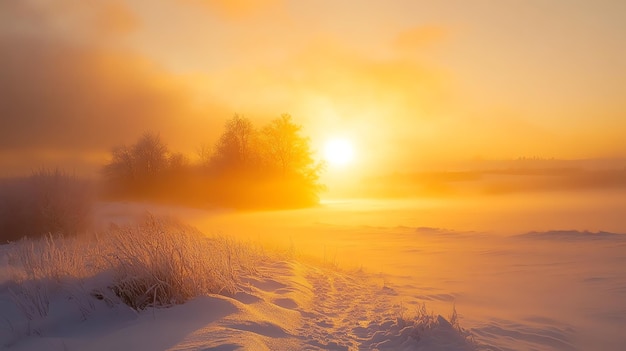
[0,34,208,148]
[393,25,448,52]
[181,0,284,19]
[0,0,139,44]
[0,1,229,175]
[0,39,227,174]
[207,37,448,113]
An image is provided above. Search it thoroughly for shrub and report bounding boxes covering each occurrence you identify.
[0,169,94,242]
[101,215,252,309]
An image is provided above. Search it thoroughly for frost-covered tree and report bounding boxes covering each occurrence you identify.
[211,115,260,172]
[103,132,170,197]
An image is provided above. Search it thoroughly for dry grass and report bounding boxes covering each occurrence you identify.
[5,214,265,321]
[102,215,252,309]
[6,234,96,323]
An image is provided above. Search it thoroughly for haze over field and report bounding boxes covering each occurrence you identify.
[1,1,626,350]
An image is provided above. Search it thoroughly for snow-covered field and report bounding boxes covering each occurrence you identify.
[2,190,625,350]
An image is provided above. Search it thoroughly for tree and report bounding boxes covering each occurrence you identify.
[261,114,312,174]
[103,132,170,196]
[104,145,135,183]
[211,115,260,173]
[196,143,213,171]
[131,132,169,179]
[100,116,326,208]
[168,152,190,172]
[260,114,325,204]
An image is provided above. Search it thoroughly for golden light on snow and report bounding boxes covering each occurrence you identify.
[324,138,355,167]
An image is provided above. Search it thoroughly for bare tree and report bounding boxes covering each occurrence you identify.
[211,115,260,172]
[131,132,169,179]
[167,152,190,176]
[103,132,170,196]
[196,143,213,170]
[262,114,317,176]
[103,145,135,182]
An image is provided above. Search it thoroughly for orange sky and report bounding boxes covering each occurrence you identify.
[1,0,625,177]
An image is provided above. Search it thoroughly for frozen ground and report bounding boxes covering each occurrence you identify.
[2,190,625,350]
[0,239,474,351]
[186,190,626,350]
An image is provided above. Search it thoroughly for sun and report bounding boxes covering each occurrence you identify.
[324,138,355,167]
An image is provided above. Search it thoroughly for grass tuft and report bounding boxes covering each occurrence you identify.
[102,215,245,309]
[5,214,261,317]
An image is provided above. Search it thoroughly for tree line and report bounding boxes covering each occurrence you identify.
[102,114,325,208]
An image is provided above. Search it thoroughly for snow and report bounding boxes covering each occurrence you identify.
[1,256,473,350]
[2,190,626,350]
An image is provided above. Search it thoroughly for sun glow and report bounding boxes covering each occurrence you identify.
[324,138,355,167]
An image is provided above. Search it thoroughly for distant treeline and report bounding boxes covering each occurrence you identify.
[358,167,626,198]
[102,114,325,209]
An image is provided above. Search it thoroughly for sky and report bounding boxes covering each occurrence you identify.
[1,0,625,177]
